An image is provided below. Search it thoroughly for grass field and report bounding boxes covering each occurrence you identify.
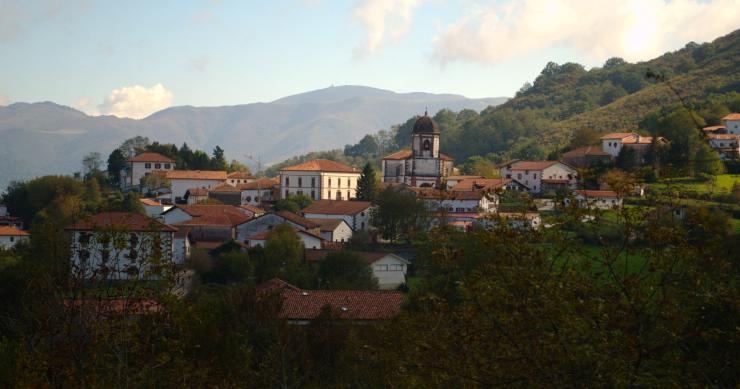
[647,174,739,199]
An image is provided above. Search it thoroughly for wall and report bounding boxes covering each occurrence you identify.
[170,178,225,202]
[371,255,408,290]
[0,235,29,250]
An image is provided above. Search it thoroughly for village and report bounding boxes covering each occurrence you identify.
[1,112,737,323]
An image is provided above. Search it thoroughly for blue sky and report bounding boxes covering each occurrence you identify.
[0,0,737,118]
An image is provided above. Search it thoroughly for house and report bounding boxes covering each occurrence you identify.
[490,212,542,230]
[173,228,192,264]
[444,175,484,188]
[561,146,612,168]
[305,250,410,290]
[162,205,251,243]
[238,204,267,218]
[208,183,242,206]
[449,177,520,193]
[239,177,280,205]
[247,227,324,249]
[257,278,404,324]
[184,188,209,204]
[140,198,172,218]
[706,134,739,160]
[499,161,578,194]
[236,211,321,242]
[301,200,373,231]
[414,188,498,214]
[306,218,353,242]
[120,152,176,190]
[600,132,668,159]
[279,159,361,201]
[702,125,726,134]
[65,212,178,280]
[381,113,455,187]
[0,226,30,249]
[152,170,228,203]
[566,190,622,210]
[722,113,740,134]
[226,171,255,186]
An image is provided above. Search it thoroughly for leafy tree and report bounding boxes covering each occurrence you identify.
[344,135,379,157]
[463,156,499,178]
[119,136,150,157]
[603,57,627,68]
[598,169,635,198]
[274,194,313,213]
[356,163,378,201]
[211,146,228,171]
[317,251,378,290]
[106,148,127,186]
[258,225,312,286]
[227,159,251,173]
[140,174,171,195]
[693,142,724,176]
[120,192,145,214]
[82,152,102,178]
[371,187,426,242]
[83,177,103,212]
[615,146,638,172]
[568,127,602,149]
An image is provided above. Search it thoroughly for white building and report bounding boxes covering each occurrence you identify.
[153,170,228,203]
[722,113,740,134]
[226,171,255,186]
[499,161,578,194]
[140,198,173,218]
[173,228,192,264]
[301,200,373,231]
[305,250,410,290]
[307,218,353,242]
[382,113,455,187]
[0,226,30,249]
[279,159,361,201]
[239,177,280,205]
[65,212,178,280]
[247,228,323,249]
[566,190,623,210]
[236,211,321,243]
[600,132,668,158]
[120,152,176,190]
[707,134,739,160]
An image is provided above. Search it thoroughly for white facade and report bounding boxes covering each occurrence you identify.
[297,230,323,249]
[120,154,176,190]
[724,118,740,134]
[0,232,30,250]
[170,178,226,203]
[142,203,172,218]
[173,234,191,264]
[302,209,372,231]
[313,220,353,242]
[602,138,624,157]
[280,171,361,201]
[0,204,6,217]
[500,162,578,194]
[370,254,410,290]
[241,188,275,205]
[566,191,623,210]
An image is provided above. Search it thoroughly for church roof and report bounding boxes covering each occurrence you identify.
[381,149,453,161]
[413,115,439,134]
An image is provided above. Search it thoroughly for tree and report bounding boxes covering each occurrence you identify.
[258,225,312,286]
[464,156,499,178]
[318,251,378,290]
[371,187,426,242]
[119,136,150,157]
[603,57,627,68]
[693,142,724,176]
[120,192,145,214]
[211,146,228,171]
[140,174,171,195]
[356,163,378,201]
[615,147,638,172]
[274,194,313,213]
[568,127,602,149]
[106,148,127,186]
[598,169,635,198]
[82,152,102,177]
[227,159,251,173]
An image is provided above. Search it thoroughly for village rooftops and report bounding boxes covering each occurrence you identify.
[721,113,740,121]
[382,149,454,161]
[280,159,359,173]
[168,205,251,227]
[139,198,162,206]
[0,226,30,236]
[257,278,403,321]
[239,204,267,214]
[574,190,619,198]
[302,200,372,215]
[126,152,176,163]
[561,146,611,158]
[208,183,240,192]
[600,132,666,145]
[185,188,209,196]
[66,212,177,232]
[508,160,563,170]
[153,170,228,180]
[237,177,280,190]
[274,211,321,229]
[227,171,255,180]
[451,178,511,192]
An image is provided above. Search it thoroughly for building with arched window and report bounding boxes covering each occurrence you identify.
[381,112,454,187]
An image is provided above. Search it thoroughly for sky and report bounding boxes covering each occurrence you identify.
[0,0,738,119]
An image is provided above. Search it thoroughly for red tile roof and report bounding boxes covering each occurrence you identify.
[302,200,372,215]
[208,183,240,192]
[126,152,175,163]
[306,218,346,231]
[0,226,29,236]
[66,212,177,232]
[702,125,726,132]
[600,132,636,140]
[574,190,619,198]
[227,172,255,179]
[256,278,301,292]
[722,113,740,121]
[280,159,359,173]
[303,250,404,264]
[561,146,611,158]
[258,279,403,321]
[599,133,665,145]
[171,205,251,227]
[382,149,453,161]
[275,211,321,229]
[451,178,511,192]
[239,204,267,215]
[541,179,570,184]
[186,188,209,196]
[413,188,486,200]
[237,177,280,190]
[139,198,162,206]
[707,134,740,140]
[509,161,561,171]
[155,170,227,180]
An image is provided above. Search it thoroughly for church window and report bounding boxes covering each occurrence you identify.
[423,139,431,151]
[336,191,342,200]
[285,177,290,186]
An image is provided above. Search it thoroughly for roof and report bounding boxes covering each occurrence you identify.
[67,212,177,232]
[446,175,485,181]
[227,171,254,179]
[707,134,740,140]
[702,125,726,132]
[302,200,372,215]
[239,204,267,214]
[275,211,321,229]
[280,159,359,173]
[561,146,611,158]
[0,226,29,236]
[139,198,162,206]
[599,132,665,145]
[413,188,486,200]
[574,190,619,198]
[722,113,740,121]
[126,152,175,163]
[248,230,272,241]
[154,170,227,180]
[257,279,403,321]
[237,177,280,190]
[381,149,453,161]
[185,188,209,196]
[306,218,347,231]
[413,114,439,134]
[208,183,240,192]
[170,205,251,227]
[508,160,562,171]
[600,132,636,140]
[451,178,511,192]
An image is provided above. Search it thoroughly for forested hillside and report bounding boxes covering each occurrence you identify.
[268,29,740,173]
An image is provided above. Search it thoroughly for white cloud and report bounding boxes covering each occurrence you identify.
[96,84,173,119]
[433,0,740,64]
[352,0,424,57]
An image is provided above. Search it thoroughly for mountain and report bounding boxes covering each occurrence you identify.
[0,86,507,190]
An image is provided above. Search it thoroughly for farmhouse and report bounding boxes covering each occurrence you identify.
[499,160,578,194]
[306,218,354,242]
[279,159,361,201]
[239,177,280,205]
[722,113,740,134]
[600,132,668,159]
[0,226,30,249]
[153,170,228,203]
[561,146,612,167]
[302,200,373,231]
[226,171,255,186]
[566,190,622,210]
[120,152,176,190]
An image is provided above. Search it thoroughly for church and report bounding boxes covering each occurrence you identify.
[381,113,454,187]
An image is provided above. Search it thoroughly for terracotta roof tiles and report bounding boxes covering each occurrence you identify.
[280,159,359,173]
[126,152,175,163]
[0,226,29,236]
[302,200,372,216]
[66,212,177,232]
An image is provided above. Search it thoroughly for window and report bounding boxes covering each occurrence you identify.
[155,163,161,169]
[423,139,431,151]
[361,222,365,229]
[298,177,302,187]
[336,190,342,200]
[311,177,315,187]
[311,190,315,199]
[347,190,351,199]
[375,264,388,271]
[328,178,332,187]
[534,174,537,179]
[9,236,14,242]
[100,249,110,262]
[164,163,171,169]
[297,190,303,195]
[285,177,290,186]
[78,233,91,245]
[145,163,151,169]
[285,190,289,198]
[517,173,522,180]
[245,196,252,202]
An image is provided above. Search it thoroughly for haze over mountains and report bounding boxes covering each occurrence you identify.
[0,86,507,190]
